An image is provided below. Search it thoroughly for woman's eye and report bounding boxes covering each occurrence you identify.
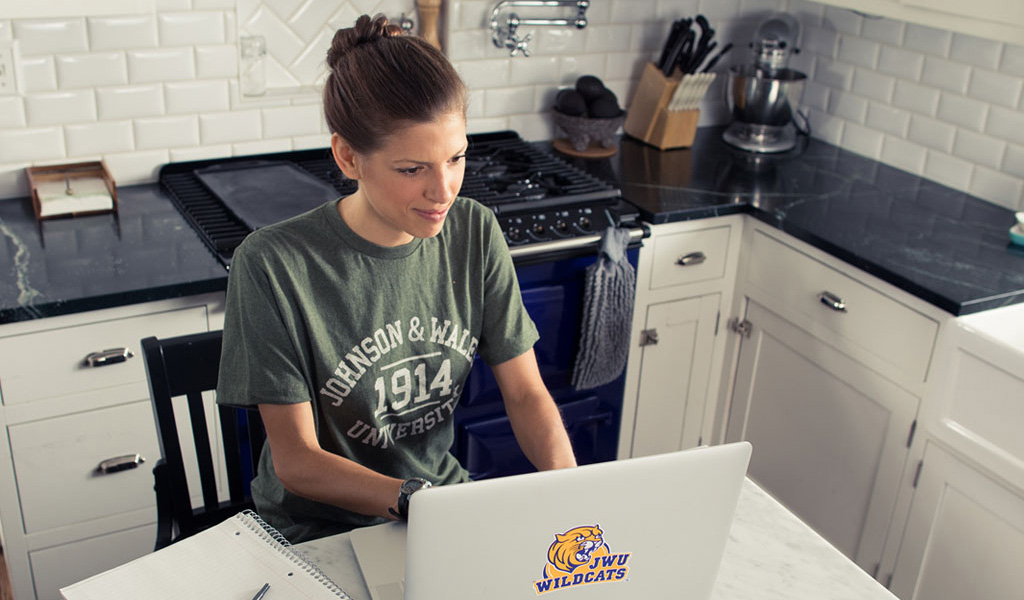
[397,167,421,175]
[451,154,467,164]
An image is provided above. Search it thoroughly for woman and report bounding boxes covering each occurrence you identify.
[216,14,576,543]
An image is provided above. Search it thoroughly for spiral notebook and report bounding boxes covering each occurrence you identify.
[60,511,352,600]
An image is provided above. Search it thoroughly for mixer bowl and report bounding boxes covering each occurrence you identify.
[725,65,806,126]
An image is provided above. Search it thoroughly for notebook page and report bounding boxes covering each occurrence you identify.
[60,513,348,600]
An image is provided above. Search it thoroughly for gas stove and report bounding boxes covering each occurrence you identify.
[159,130,642,267]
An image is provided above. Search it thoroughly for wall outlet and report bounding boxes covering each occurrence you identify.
[0,40,18,95]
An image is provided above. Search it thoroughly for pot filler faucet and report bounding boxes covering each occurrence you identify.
[490,0,589,57]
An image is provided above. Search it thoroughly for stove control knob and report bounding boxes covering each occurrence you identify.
[555,220,569,233]
[508,227,523,242]
[532,224,546,236]
[578,216,592,230]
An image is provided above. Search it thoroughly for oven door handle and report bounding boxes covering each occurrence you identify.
[508,226,647,259]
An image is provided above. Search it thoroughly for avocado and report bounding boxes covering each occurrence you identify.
[587,90,621,118]
[555,88,587,116]
[575,75,607,102]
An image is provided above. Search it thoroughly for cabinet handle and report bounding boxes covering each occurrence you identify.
[96,453,145,474]
[818,291,847,312]
[676,251,707,266]
[82,347,134,367]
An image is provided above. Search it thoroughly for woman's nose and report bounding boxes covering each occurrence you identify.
[427,168,460,204]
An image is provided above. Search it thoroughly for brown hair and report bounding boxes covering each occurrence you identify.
[323,14,468,155]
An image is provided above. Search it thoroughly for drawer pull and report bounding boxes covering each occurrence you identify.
[818,291,847,312]
[96,453,145,474]
[676,251,707,266]
[82,347,134,367]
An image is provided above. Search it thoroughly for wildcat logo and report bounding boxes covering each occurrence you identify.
[533,525,630,594]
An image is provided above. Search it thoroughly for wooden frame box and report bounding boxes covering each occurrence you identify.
[26,161,118,221]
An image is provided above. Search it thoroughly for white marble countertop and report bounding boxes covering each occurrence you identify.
[296,478,898,600]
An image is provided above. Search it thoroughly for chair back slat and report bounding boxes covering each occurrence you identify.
[141,331,265,550]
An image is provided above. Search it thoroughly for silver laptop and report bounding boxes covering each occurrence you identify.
[351,441,751,600]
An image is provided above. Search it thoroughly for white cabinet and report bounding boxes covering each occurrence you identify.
[0,292,225,600]
[877,305,1024,599]
[805,0,1024,45]
[722,223,944,576]
[887,443,1024,600]
[619,216,742,458]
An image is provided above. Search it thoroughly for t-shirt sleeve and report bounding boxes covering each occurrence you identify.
[216,232,313,407]
[474,208,539,366]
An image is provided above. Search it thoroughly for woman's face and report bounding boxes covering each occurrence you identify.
[333,110,468,247]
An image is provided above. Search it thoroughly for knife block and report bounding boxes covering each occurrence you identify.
[624,62,700,150]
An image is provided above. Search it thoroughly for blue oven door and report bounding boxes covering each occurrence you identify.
[451,246,641,480]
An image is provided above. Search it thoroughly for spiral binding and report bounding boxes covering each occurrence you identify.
[238,510,355,600]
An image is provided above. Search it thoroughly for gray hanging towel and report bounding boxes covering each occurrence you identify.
[572,227,636,390]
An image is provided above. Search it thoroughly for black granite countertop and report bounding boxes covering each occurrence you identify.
[2,126,1022,324]
[554,127,1024,316]
[0,184,227,324]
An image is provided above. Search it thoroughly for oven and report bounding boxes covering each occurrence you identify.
[159,130,646,479]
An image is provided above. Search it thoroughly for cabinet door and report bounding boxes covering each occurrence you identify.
[631,293,720,457]
[725,300,918,573]
[890,443,1024,600]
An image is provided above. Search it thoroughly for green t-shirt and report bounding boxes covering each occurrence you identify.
[216,196,538,542]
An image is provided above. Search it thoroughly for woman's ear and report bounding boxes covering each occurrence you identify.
[331,133,361,180]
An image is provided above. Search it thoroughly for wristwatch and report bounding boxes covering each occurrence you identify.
[392,477,432,521]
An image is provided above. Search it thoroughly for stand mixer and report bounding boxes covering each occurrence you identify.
[722,13,807,153]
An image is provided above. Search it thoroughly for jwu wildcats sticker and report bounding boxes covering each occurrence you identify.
[533,525,630,594]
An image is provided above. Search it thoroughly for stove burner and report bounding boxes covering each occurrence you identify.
[158,130,625,266]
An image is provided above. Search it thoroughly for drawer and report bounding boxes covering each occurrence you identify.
[9,400,161,533]
[31,523,155,600]
[746,230,938,382]
[649,225,731,290]
[0,306,207,406]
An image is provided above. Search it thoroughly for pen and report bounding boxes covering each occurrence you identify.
[252,582,271,600]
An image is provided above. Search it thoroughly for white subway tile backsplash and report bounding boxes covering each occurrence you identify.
[286,1,339,42]
[87,15,158,50]
[536,28,588,55]
[611,0,658,24]
[195,44,238,79]
[908,114,955,153]
[605,52,647,81]
[1004,144,1024,180]
[134,115,199,149]
[0,164,30,199]
[456,59,511,89]
[837,36,879,69]
[447,30,490,61]
[0,20,11,42]
[583,24,633,54]
[127,48,196,83]
[466,89,486,119]
[55,53,128,89]
[262,104,321,138]
[801,25,839,58]
[158,12,226,47]
[891,80,939,115]
[246,6,307,65]
[697,0,740,21]
[456,1,488,30]
[953,129,1007,170]
[199,109,261,144]
[822,6,863,36]
[484,86,536,117]
[510,56,560,86]
[903,23,951,57]
[949,34,1002,70]
[508,111,553,142]
[65,121,133,156]
[852,68,895,103]
[193,0,237,8]
[169,144,232,162]
[814,56,855,91]
[164,80,231,114]
[103,148,168,185]
[18,56,57,92]
[866,102,911,137]
[936,93,988,132]
[13,19,88,56]
[0,97,24,127]
[877,45,923,81]
[467,116,509,134]
[920,56,971,95]
[828,90,868,123]
[840,121,884,159]
[96,85,164,120]
[880,135,927,173]
[969,165,1024,210]
[1002,44,1024,78]
[806,108,844,145]
[156,0,191,11]
[25,91,96,126]
[923,150,973,190]
[232,138,292,156]
[292,133,329,150]
[968,69,1023,109]
[560,55,607,83]
[860,17,904,46]
[985,105,1024,146]
[801,81,830,112]
[0,128,64,162]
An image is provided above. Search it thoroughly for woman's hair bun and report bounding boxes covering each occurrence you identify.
[326,14,403,69]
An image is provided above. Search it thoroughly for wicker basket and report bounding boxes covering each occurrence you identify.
[552,109,627,152]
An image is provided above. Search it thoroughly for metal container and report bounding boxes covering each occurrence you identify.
[725,65,806,127]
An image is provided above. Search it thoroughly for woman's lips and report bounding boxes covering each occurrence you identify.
[414,207,450,222]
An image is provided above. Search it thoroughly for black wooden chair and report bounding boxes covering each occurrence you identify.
[141,330,265,550]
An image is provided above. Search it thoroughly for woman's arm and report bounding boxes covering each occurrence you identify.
[258,402,403,520]
[491,348,577,471]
